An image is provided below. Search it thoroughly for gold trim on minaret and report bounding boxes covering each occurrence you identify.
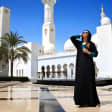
[101,4,103,12]
[101,4,105,18]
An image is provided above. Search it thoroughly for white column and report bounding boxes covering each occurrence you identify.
[60,66,64,80]
[50,67,54,80]
[44,67,47,80]
[73,66,75,80]
[67,65,71,80]
[8,60,11,77]
[48,67,51,80]
[49,66,51,79]
[55,66,58,80]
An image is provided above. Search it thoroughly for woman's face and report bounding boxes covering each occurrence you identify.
[82,31,89,41]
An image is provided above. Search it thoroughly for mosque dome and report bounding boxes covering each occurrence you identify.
[64,39,76,52]
[100,5,111,25]
[44,42,56,54]
[101,17,111,25]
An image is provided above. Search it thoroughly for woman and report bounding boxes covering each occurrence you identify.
[70,30,100,107]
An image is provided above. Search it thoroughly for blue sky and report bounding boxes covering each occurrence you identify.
[0,0,112,52]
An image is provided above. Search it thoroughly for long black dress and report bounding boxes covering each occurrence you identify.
[70,35,100,107]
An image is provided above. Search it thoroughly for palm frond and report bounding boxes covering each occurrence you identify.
[0,31,31,63]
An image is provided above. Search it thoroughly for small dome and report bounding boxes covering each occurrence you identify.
[44,43,56,54]
[64,39,76,52]
[101,17,111,25]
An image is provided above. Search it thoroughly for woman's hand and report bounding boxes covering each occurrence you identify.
[83,48,91,55]
[86,42,90,49]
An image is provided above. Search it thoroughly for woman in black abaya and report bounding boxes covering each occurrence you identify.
[70,30,100,107]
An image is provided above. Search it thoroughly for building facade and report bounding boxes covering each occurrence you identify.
[7,2,112,80]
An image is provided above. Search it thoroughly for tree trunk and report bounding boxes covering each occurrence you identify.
[10,60,13,79]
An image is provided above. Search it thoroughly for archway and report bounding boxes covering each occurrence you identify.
[63,64,67,79]
[69,63,74,79]
[41,66,45,79]
[57,64,61,78]
[52,65,55,78]
[46,65,50,78]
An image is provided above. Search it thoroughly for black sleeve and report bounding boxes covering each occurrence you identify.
[89,42,98,57]
[70,35,81,49]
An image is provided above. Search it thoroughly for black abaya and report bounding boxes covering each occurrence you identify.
[70,35,100,107]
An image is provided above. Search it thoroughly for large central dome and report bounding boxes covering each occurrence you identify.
[64,39,76,52]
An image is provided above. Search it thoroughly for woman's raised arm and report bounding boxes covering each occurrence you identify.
[70,35,81,49]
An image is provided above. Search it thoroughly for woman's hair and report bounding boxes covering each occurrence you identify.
[82,30,92,42]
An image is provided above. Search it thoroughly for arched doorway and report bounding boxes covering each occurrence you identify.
[46,65,50,78]
[57,64,61,78]
[69,63,74,79]
[63,64,67,79]
[16,63,24,77]
[52,65,55,78]
[41,66,45,79]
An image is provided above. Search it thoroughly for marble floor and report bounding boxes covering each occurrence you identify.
[0,81,112,112]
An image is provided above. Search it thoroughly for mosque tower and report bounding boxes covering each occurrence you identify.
[92,5,112,78]
[42,0,56,55]
[0,6,10,46]
[0,6,10,76]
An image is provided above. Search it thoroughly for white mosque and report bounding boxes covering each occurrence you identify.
[0,0,112,80]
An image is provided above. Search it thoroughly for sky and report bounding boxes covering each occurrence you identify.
[0,0,112,52]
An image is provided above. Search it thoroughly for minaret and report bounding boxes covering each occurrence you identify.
[0,6,10,46]
[100,4,111,25]
[42,0,56,55]
[95,5,112,78]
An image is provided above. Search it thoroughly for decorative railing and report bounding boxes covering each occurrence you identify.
[37,71,75,80]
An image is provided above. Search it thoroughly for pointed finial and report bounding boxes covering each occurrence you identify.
[101,4,103,12]
[101,4,105,18]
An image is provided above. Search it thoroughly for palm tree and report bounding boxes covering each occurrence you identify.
[0,32,31,78]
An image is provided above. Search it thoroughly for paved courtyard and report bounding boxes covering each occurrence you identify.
[0,81,112,112]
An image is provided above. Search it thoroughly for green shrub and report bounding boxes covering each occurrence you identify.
[0,76,29,82]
